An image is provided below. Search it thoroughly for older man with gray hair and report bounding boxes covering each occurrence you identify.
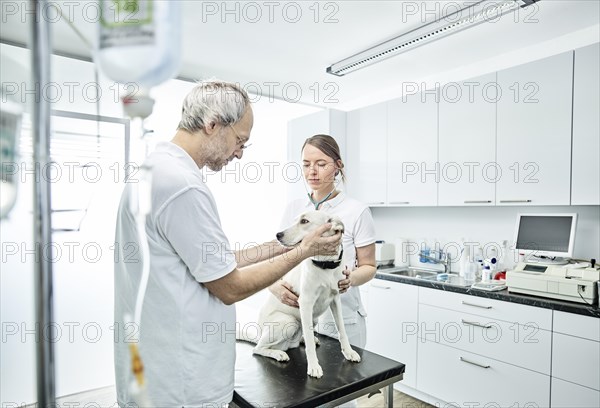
[114,81,341,407]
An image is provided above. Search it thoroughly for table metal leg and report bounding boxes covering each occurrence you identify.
[383,384,394,408]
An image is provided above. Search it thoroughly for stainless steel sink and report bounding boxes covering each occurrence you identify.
[377,267,439,280]
[377,267,472,287]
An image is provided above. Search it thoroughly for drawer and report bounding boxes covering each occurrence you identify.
[553,310,600,341]
[552,332,600,390]
[551,378,600,408]
[419,286,552,330]
[419,303,552,374]
[417,339,550,407]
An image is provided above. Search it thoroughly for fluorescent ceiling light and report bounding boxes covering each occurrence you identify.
[327,0,541,76]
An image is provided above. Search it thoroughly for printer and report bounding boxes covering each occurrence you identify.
[507,263,599,304]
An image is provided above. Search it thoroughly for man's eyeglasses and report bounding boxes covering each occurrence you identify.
[229,124,252,150]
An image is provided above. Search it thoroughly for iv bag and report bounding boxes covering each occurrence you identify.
[95,0,182,89]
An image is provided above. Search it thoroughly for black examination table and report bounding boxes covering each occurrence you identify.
[232,335,405,408]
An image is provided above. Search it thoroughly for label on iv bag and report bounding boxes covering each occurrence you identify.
[99,0,155,49]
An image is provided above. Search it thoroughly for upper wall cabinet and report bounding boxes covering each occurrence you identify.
[287,110,347,202]
[387,91,438,206]
[572,43,600,205]
[496,51,574,206]
[439,73,497,206]
[346,103,388,205]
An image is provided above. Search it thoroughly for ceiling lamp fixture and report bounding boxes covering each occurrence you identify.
[326,0,541,76]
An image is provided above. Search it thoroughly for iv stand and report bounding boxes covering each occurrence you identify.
[31,0,56,406]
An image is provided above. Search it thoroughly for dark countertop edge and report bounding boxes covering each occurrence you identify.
[375,273,600,319]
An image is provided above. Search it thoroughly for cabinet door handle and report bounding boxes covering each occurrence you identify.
[367,202,385,205]
[460,357,490,369]
[371,283,391,289]
[461,319,492,329]
[461,301,492,309]
[499,200,532,203]
[390,201,410,205]
[464,200,492,204]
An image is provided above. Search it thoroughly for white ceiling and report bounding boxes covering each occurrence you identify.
[1,0,599,110]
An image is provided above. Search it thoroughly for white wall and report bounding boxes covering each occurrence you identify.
[370,205,600,271]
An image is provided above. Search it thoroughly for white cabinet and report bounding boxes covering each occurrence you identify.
[551,311,600,407]
[418,302,552,374]
[387,92,438,206]
[572,43,600,205]
[439,74,496,206]
[417,339,550,407]
[366,280,418,388]
[417,287,552,406]
[367,279,600,407]
[345,103,387,205]
[551,378,600,408]
[496,51,574,205]
[287,109,346,202]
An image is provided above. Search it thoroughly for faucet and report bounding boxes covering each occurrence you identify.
[419,250,452,274]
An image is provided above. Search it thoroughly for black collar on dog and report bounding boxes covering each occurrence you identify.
[312,249,344,270]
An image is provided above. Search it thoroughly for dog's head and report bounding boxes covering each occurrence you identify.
[276,211,344,259]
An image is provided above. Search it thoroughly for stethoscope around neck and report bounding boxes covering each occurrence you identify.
[305,177,341,210]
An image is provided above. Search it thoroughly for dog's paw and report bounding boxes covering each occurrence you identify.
[307,363,323,378]
[273,350,290,362]
[342,348,361,362]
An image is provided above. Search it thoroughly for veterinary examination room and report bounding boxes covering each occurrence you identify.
[2,0,600,407]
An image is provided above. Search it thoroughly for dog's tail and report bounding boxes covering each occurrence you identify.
[236,321,260,344]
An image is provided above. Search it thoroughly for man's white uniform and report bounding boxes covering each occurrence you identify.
[280,192,376,348]
[114,142,237,407]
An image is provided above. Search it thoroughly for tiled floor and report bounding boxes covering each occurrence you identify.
[43,385,433,407]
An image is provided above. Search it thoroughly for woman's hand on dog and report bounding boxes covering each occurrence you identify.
[338,268,351,294]
[270,280,299,308]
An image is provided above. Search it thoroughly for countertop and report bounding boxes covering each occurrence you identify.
[375,271,600,318]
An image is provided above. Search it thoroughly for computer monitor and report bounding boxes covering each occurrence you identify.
[514,213,577,265]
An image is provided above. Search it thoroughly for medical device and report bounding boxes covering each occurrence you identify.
[513,213,577,265]
[95,1,182,403]
[506,213,599,304]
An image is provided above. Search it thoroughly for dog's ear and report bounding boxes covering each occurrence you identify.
[327,217,344,234]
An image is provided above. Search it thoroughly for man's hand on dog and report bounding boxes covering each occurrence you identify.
[299,223,342,257]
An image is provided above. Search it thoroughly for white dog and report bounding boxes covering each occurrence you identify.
[241,210,361,378]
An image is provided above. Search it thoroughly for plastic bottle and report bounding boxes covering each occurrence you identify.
[482,265,492,282]
[419,238,430,263]
[96,0,182,90]
[464,252,477,282]
[475,247,484,280]
[489,247,498,267]
[498,240,509,272]
[459,242,470,278]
